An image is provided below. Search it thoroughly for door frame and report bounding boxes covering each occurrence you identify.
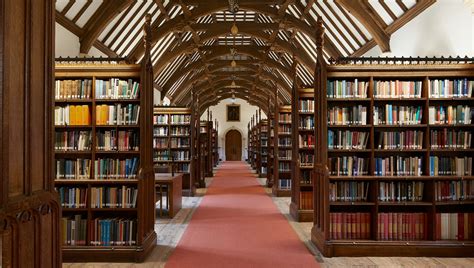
[224,128,243,161]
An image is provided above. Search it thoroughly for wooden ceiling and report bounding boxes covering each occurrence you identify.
[56,0,435,110]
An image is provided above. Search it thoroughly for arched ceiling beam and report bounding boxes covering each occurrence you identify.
[162,55,294,95]
[173,69,289,104]
[151,27,314,77]
[335,0,391,53]
[174,71,290,104]
[80,0,134,54]
[127,1,341,62]
[198,92,269,114]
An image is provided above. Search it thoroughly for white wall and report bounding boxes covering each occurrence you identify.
[201,98,267,161]
[365,0,473,57]
[55,22,106,58]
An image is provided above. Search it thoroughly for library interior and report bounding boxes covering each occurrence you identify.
[2,0,474,267]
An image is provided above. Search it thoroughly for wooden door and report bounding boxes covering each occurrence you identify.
[225,130,242,161]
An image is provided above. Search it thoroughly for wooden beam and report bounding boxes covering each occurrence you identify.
[336,0,391,53]
[79,0,133,54]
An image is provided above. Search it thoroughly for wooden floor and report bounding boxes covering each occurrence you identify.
[64,167,474,267]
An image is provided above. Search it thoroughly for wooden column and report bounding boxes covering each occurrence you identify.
[312,15,329,245]
[0,0,60,266]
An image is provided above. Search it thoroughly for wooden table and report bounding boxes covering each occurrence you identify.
[155,173,183,218]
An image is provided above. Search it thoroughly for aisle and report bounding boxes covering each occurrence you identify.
[166,161,319,268]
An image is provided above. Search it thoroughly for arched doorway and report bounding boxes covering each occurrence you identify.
[225,130,242,161]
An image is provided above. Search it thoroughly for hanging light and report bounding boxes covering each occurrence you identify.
[231,60,237,68]
[231,23,239,36]
[231,80,236,87]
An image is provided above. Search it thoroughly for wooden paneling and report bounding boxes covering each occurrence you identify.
[1,0,60,266]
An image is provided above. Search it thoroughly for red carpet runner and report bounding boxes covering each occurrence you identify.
[166,161,319,268]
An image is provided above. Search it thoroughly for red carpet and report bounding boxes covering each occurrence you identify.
[166,161,319,268]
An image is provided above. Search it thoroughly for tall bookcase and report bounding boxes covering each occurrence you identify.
[212,120,219,167]
[54,58,156,262]
[259,119,269,178]
[290,88,315,222]
[311,29,474,256]
[273,105,293,197]
[153,106,194,196]
[198,121,213,187]
[266,114,275,187]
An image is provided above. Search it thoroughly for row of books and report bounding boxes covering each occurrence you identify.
[300,170,313,184]
[373,105,423,125]
[430,129,472,149]
[154,127,168,136]
[170,137,190,148]
[55,131,91,151]
[299,152,314,166]
[429,156,473,176]
[373,80,422,98]
[55,105,90,126]
[90,187,138,208]
[55,79,92,100]
[176,163,190,173]
[375,130,424,150]
[170,126,190,135]
[328,156,369,176]
[90,218,137,246]
[328,106,368,126]
[57,187,87,208]
[153,137,168,148]
[61,215,87,246]
[299,134,315,147]
[278,125,291,134]
[278,150,291,160]
[435,181,474,201]
[436,213,473,240]
[327,79,369,99]
[329,213,370,240]
[377,213,427,241]
[299,191,313,210]
[429,79,474,98]
[172,151,190,161]
[299,100,314,113]
[278,162,291,172]
[279,113,291,123]
[299,115,314,130]
[428,106,473,125]
[95,79,140,100]
[379,181,424,202]
[278,179,291,190]
[329,181,369,202]
[154,151,170,161]
[153,114,168,124]
[375,156,423,176]
[278,137,291,146]
[93,158,139,180]
[96,130,139,151]
[96,104,140,125]
[328,130,369,150]
[55,159,91,180]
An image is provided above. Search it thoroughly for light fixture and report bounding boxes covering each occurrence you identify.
[231,23,239,36]
[231,60,237,68]
[231,80,236,87]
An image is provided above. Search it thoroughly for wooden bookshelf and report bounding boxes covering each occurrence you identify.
[273,105,292,197]
[259,119,269,178]
[198,121,213,187]
[290,88,315,222]
[54,56,156,261]
[212,121,219,167]
[153,106,194,196]
[266,114,275,187]
[311,27,474,257]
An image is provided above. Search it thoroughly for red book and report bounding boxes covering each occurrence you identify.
[436,213,441,240]
[458,213,465,241]
[384,213,389,241]
[337,213,342,240]
[397,213,403,241]
[356,213,361,239]
[365,213,370,239]
[423,213,428,240]
[342,213,347,239]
